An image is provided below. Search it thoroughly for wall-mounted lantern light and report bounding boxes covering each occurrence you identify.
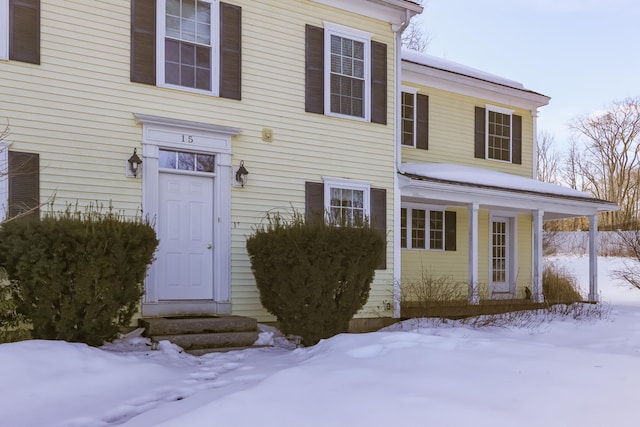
[234,160,249,187]
[127,148,143,178]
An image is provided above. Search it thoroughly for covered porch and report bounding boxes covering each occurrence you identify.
[397,163,619,307]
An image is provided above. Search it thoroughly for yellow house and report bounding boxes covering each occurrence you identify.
[0,0,423,326]
[397,50,618,307]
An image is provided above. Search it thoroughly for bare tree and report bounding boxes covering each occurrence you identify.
[401,1,430,53]
[569,97,640,229]
[536,130,560,184]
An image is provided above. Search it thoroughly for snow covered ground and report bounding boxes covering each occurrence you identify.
[2,255,640,427]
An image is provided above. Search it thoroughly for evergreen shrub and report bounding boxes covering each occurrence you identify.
[0,208,158,345]
[246,212,384,345]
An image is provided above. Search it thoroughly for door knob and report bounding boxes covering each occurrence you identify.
[207,244,212,249]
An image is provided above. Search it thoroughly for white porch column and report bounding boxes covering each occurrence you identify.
[468,202,480,304]
[532,210,544,302]
[588,214,599,302]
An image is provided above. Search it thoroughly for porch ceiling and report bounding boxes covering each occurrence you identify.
[399,163,619,220]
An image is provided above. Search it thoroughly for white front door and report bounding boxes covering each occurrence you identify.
[157,172,214,300]
[490,216,512,296]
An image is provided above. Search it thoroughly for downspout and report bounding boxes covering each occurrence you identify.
[392,10,411,318]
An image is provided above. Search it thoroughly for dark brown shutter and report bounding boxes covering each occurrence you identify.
[370,41,387,125]
[305,25,324,114]
[305,181,324,221]
[9,0,40,64]
[416,94,429,150]
[444,210,456,251]
[371,188,387,270]
[219,2,241,100]
[130,0,156,85]
[474,106,486,159]
[512,114,522,164]
[8,151,39,218]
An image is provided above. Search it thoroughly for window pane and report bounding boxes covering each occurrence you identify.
[178,152,195,170]
[196,154,215,172]
[166,0,180,16]
[166,16,181,39]
[159,150,177,169]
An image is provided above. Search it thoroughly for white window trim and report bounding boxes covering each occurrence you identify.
[156,0,220,96]
[323,21,372,122]
[322,176,371,222]
[485,104,515,163]
[0,0,8,60]
[401,86,418,148]
[401,203,445,251]
[0,140,12,222]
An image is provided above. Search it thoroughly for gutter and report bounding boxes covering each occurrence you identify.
[391,9,412,319]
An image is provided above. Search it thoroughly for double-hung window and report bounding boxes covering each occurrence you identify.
[0,0,40,64]
[305,23,387,124]
[325,23,371,120]
[131,0,241,99]
[324,177,370,224]
[159,0,215,93]
[401,206,453,251]
[401,90,416,147]
[400,88,429,149]
[475,105,522,164]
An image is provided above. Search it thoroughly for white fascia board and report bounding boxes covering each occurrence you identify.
[311,0,422,26]
[402,62,551,111]
[398,175,618,219]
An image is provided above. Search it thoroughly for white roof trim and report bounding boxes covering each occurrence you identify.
[399,163,618,219]
[402,50,550,110]
[311,0,422,26]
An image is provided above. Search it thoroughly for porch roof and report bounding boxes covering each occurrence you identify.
[399,163,619,220]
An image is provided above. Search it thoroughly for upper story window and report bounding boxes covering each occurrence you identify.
[487,108,511,162]
[400,89,429,150]
[131,0,241,100]
[305,23,387,125]
[327,26,369,119]
[474,105,522,164]
[161,0,214,92]
[0,0,40,64]
[401,205,456,251]
[401,91,415,146]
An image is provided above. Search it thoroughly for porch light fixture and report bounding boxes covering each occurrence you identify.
[127,148,143,178]
[235,160,249,187]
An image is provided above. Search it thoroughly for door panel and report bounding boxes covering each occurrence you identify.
[157,173,214,300]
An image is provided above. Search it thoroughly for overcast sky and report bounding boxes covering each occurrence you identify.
[417,0,640,148]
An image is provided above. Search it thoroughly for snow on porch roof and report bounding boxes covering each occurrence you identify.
[400,163,615,204]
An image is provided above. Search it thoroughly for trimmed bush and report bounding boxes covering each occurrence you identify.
[246,212,384,345]
[0,208,158,346]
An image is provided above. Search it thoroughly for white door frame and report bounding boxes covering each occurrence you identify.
[134,114,241,316]
[489,212,517,299]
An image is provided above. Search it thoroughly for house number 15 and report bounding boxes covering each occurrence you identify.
[182,135,194,143]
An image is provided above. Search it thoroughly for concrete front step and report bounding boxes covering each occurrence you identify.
[156,331,259,351]
[139,315,257,336]
[139,315,261,355]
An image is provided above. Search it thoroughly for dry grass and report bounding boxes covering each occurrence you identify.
[542,262,583,303]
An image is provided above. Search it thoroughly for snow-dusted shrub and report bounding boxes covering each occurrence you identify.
[246,211,384,346]
[0,208,158,346]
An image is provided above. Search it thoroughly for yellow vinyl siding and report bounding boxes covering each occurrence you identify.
[1,0,397,322]
[401,85,535,179]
